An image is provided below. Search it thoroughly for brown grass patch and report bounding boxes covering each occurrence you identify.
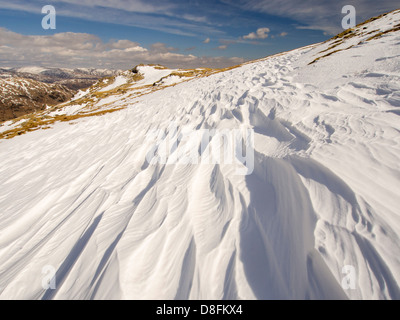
[0,107,125,140]
[309,45,355,65]
[330,28,356,41]
[366,24,400,41]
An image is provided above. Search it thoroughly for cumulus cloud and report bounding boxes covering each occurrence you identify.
[279,32,288,37]
[203,38,211,44]
[243,28,270,40]
[0,28,245,69]
[150,42,179,53]
[109,39,143,49]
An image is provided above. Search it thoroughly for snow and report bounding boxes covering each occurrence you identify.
[16,67,48,74]
[71,88,90,101]
[0,10,399,300]
[159,75,186,86]
[99,75,128,92]
[130,66,176,88]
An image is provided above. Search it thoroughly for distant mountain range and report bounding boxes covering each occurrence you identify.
[0,77,75,122]
[0,67,121,91]
[0,67,121,122]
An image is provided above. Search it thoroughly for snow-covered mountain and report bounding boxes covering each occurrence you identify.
[0,77,74,122]
[13,67,117,77]
[0,9,399,300]
[0,67,122,121]
[0,67,121,91]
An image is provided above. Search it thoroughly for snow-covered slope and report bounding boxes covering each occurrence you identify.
[0,64,224,138]
[0,10,399,300]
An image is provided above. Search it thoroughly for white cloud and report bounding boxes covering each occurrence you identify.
[224,0,400,35]
[182,14,208,23]
[243,28,270,40]
[34,0,174,15]
[0,28,245,69]
[217,45,228,50]
[150,42,179,53]
[109,40,142,49]
[203,38,211,44]
[0,0,224,38]
[1,0,399,38]
[279,32,288,37]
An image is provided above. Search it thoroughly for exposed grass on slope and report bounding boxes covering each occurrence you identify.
[366,23,400,41]
[309,46,355,65]
[309,8,400,65]
[0,107,125,140]
[331,28,357,41]
[132,64,168,71]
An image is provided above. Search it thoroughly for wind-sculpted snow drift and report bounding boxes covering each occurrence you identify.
[0,10,399,300]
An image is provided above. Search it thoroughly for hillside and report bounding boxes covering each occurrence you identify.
[0,67,122,122]
[0,64,226,138]
[0,9,399,300]
[0,78,74,122]
[0,67,120,91]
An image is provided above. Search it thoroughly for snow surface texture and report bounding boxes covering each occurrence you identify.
[0,10,400,300]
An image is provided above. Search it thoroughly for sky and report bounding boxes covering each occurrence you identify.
[0,0,399,70]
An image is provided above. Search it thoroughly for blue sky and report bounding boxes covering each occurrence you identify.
[0,0,399,69]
